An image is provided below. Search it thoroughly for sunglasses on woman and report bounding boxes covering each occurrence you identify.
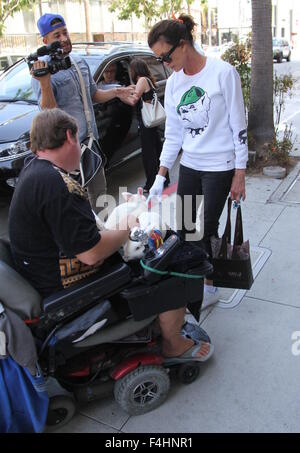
[156,42,180,63]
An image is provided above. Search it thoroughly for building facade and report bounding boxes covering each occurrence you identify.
[1,0,300,53]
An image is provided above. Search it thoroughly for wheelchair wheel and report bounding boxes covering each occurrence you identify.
[114,365,170,415]
[45,395,77,432]
[177,362,200,384]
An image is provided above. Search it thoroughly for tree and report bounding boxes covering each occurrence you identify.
[0,0,37,37]
[248,0,274,155]
[83,0,92,42]
[200,0,208,42]
[109,0,193,29]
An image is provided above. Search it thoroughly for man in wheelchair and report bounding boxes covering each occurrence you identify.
[8,108,212,363]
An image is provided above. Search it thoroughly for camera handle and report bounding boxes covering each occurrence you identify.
[33,67,50,77]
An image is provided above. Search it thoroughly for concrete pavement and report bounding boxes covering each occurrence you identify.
[1,113,299,433]
[52,158,300,434]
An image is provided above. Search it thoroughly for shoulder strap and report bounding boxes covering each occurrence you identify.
[71,56,94,138]
[145,77,155,91]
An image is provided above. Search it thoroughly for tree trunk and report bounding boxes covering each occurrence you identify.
[248,0,274,156]
[83,0,93,42]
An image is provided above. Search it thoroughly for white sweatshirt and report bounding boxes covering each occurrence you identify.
[160,57,248,172]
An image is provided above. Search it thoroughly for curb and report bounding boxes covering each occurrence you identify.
[263,166,286,179]
[267,161,300,204]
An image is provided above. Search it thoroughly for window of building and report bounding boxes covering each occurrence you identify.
[281,28,285,38]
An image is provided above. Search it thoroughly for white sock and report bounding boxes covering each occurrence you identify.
[204,284,217,294]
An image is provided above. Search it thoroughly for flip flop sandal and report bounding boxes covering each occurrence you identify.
[181,322,211,344]
[163,340,214,366]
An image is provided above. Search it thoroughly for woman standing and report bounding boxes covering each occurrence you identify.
[129,58,170,194]
[147,15,248,308]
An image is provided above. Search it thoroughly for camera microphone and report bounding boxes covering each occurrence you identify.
[36,41,61,57]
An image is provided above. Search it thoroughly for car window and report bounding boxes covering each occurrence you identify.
[0,57,9,70]
[97,59,131,87]
[141,56,169,82]
[0,60,36,101]
[11,56,24,64]
[77,54,105,76]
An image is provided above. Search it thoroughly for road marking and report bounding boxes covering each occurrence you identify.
[281,109,300,124]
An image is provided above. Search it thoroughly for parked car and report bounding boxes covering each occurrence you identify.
[273,38,291,63]
[0,54,25,74]
[0,42,171,188]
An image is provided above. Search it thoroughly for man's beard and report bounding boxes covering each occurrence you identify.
[61,40,72,55]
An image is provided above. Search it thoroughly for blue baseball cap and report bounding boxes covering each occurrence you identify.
[37,13,66,37]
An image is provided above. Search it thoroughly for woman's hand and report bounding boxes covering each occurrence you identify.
[116,85,137,105]
[230,169,246,201]
[147,174,166,204]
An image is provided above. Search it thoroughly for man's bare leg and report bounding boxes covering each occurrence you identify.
[158,307,210,358]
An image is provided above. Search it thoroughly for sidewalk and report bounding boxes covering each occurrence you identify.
[55,161,300,434]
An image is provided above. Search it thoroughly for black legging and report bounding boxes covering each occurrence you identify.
[140,122,170,190]
[176,164,234,255]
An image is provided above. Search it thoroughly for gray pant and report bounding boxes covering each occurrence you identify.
[87,167,107,214]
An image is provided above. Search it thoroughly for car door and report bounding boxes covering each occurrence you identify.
[139,55,172,140]
[93,56,134,168]
[94,53,170,171]
[121,54,170,160]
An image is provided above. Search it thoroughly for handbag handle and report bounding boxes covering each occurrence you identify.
[144,77,158,105]
[233,205,244,247]
[145,77,156,91]
[71,57,94,139]
[218,197,232,259]
[231,203,245,259]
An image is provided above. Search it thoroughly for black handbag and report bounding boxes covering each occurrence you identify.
[80,136,107,187]
[210,198,254,290]
[72,57,107,188]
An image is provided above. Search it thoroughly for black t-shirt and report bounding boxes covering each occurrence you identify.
[8,157,101,298]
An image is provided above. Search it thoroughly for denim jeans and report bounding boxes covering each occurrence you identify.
[176,164,234,255]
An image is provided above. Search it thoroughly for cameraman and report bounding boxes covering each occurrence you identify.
[31,13,134,213]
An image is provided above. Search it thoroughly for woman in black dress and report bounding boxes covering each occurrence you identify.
[129,58,170,194]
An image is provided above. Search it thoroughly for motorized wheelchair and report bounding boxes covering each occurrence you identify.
[0,232,212,431]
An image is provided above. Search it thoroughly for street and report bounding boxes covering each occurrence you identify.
[273,53,300,143]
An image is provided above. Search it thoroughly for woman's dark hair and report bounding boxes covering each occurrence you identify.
[129,58,156,86]
[148,14,196,48]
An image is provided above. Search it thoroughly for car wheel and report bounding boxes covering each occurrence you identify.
[114,365,170,415]
[287,53,291,62]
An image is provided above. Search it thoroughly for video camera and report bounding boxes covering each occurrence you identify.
[26,41,71,77]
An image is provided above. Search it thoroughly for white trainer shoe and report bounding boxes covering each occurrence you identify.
[201,287,219,310]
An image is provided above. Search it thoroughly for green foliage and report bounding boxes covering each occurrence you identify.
[222,35,296,165]
[109,0,194,26]
[269,73,296,165]
[273,72,295,127]
[0,0,37,37]
[200,0,208,12]
[267,124,295,165]
[221,37,251,113]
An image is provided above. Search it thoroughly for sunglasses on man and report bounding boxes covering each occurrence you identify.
[156,41,180,63]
